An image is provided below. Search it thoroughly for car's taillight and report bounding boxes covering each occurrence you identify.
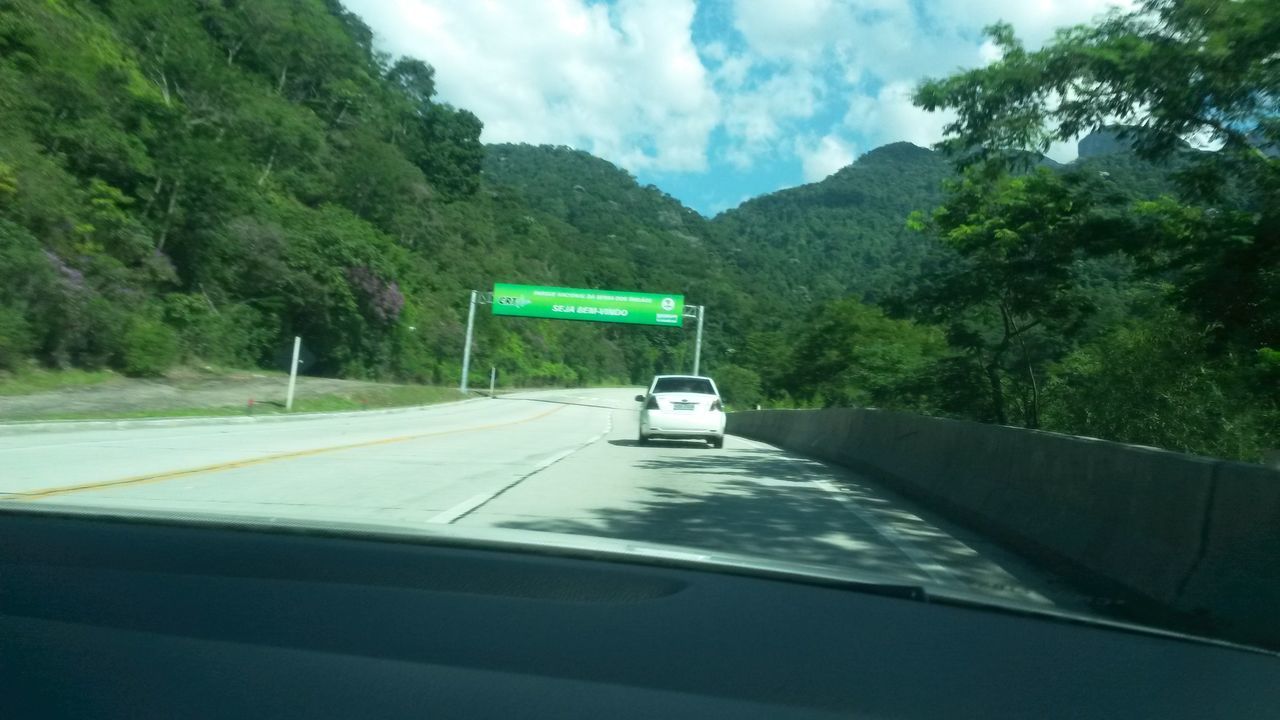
[711,400,723,411]
[645,396,660,410]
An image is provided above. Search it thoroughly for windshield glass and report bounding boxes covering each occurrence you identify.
[0,0,1275,654]
[652,378,716,395]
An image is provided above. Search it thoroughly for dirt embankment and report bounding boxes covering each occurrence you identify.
[0,370,403,420]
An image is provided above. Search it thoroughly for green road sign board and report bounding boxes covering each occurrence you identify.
[492,283,684,327]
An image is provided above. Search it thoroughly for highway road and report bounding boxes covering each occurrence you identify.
[0,388,1083,608]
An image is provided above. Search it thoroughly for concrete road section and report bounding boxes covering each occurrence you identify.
[0,388,1084,609]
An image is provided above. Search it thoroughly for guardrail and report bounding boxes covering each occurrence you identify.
[728,408,1280,650]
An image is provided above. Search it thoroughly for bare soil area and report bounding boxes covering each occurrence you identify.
[0,369,402,420]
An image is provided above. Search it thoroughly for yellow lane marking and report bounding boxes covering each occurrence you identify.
[9,405,566,501]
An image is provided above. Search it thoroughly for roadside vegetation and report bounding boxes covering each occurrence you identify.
[0,368,119,396]
[716,0,1278,462]
[0,368,464,422]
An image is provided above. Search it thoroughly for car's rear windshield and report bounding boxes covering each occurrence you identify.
[653,377,715,395]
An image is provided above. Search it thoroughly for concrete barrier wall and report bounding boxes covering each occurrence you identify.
[728,408,1280,649]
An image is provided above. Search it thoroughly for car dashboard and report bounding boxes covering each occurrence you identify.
[1,506,1276,719]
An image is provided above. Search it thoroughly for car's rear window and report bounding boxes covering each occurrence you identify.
[652,377,715,395]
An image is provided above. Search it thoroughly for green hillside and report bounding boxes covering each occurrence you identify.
[709,142,954,305]
[0,0,720,386]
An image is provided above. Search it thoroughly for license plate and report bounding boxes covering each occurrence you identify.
[673,402,696,411]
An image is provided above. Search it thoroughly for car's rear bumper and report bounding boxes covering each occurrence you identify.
[641,410,725,438]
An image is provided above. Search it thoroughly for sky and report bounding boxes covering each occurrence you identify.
[343,0,1131,216]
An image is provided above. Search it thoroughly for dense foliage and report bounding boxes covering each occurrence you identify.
[700,0,1278,461]
[905,0,1277,459]
[0,0,732,386]
[709,142,955,305]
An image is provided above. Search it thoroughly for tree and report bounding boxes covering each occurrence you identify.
[120,316,179,376]
[914,0,1279,353]
[783,298,949,412]
[1043,309,1277,462]
[713,364,763,409]
[908,169,1132,426]
[386,58,435,109]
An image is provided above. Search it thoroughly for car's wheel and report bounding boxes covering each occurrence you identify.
[709,436,724,449]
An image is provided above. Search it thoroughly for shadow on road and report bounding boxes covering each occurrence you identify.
[497,445,1085,608]
[608,439,710,449]
[499,397,628,411]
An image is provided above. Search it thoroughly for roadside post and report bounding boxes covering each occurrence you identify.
[489,366,497,398]
[460,290,478,393]
[285,336,301,411]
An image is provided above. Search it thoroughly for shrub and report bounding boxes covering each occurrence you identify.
[120,317,179,377]
[714,363,763,409]
[1043,312,1278,462]
[0,305,33,371]
[162,294,273,367]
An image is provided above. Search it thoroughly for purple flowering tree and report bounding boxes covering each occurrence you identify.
[346,266,404,325]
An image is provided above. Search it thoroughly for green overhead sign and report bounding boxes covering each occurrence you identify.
[492,283,684,327]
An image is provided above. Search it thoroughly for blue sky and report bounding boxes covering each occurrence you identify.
[344,0,1129,216]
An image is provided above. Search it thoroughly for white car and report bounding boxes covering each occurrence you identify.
[636,375,726,448]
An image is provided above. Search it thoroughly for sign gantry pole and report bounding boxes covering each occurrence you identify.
[693,306,704,376]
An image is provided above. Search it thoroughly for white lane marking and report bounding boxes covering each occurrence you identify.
[728,433,960,586]
[815,479,960,587]
[427,447,577,523]
[426,492,504,525]
[428,414,614,524]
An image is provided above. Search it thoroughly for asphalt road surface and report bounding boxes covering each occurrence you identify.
[0,388,1084,608]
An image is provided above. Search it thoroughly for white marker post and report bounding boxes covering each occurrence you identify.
[285,336,301,411]
[489,366,496,398]
[460,290,478,393]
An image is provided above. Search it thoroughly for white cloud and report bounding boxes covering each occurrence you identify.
[796,133,857,181]
[978,39,1005,64]
[728,0,1133,168]
[730,0,1134,85]
[730,0,850,61]
[721,67,824,168]
[343,0,1141,195]
[930,0,1136,48]
[713,52,753,89]
[844,82,955,150]
[1045,138,1080,164]
[344,0,720,172]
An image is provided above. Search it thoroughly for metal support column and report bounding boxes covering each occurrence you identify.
[693,305,704,376]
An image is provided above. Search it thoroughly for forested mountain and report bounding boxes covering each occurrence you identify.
[480,144,749,321]
[479,144,757,378]
[702,135,1192,310]
[709,142,954,305]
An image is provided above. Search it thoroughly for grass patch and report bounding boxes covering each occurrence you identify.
[1,384,466,422]
[286,385,465,413]
[0,368,119,396]
[165,364,289,382]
